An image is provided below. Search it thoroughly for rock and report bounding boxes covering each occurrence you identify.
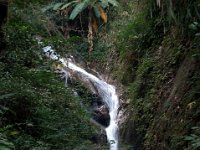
[92,104,110,127]
[98,105,109,115]
[91,94,104,108]
[90,94,110,127]
[90,131,107,144]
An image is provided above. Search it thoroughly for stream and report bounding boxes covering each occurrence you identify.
[42,46,119,150]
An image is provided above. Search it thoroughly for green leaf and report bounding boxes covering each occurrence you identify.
[69,1,89,20]
[99,1,108,8]
[41,4,54,12]
[0,109,3,114]
[0,138,15,150]
[0,145,13,150]
[191,127,200,130]
[0,106,16,116]
[192,142,200,148]
[195,33,200,36]
[0,93,15,100]
[94,5,100,18]
[108,0,119,6]
[193,22,198,26]
[189,23,198,30]
[101,0,109,8]
[61,1,78,10]
[184,136,194,141]
[99,0,118,8]
[53,2,64,10]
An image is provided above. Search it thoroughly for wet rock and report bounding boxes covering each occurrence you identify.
[90,131,107,144]
[91,94,104,107]
[92,104,110,127]
[90,94,110,127]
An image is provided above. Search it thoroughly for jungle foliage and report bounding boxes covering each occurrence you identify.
[41,0,118,60]
[1,0,200,149]
[0,0,96,149]
[109,0,200,149]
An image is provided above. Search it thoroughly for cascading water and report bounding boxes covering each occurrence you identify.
[42,46,119,150]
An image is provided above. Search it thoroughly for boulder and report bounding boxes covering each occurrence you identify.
[90,131,107,144]
[90,130,107,144]
[92,104,110,127]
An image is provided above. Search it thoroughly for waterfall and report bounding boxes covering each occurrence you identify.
[43,46,119,150]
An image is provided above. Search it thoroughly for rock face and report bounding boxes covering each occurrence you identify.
[91,94,110,127]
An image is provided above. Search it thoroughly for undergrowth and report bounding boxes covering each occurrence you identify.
[103,0,200,149]
[0,1,96,149]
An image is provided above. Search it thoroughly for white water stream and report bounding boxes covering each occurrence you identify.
[42,46,119,150]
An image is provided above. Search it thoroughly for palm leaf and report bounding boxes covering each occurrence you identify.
[94,5,101,18]
[42,4,55,12]
[108,0,118,6]
[0,93,15,100]
[69,1,90,20]
[100,0,109,8]
[53,2,64,10]
[61,0,78,10]
[99,1,108,8]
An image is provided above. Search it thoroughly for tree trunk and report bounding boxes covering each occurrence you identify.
[87,7,93,54]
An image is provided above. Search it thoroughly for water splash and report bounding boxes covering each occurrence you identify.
[43,46,119,150]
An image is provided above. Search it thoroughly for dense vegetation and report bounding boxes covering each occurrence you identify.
[0,0,96,149]
[102,0,200,149]
[0,0,200,150]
